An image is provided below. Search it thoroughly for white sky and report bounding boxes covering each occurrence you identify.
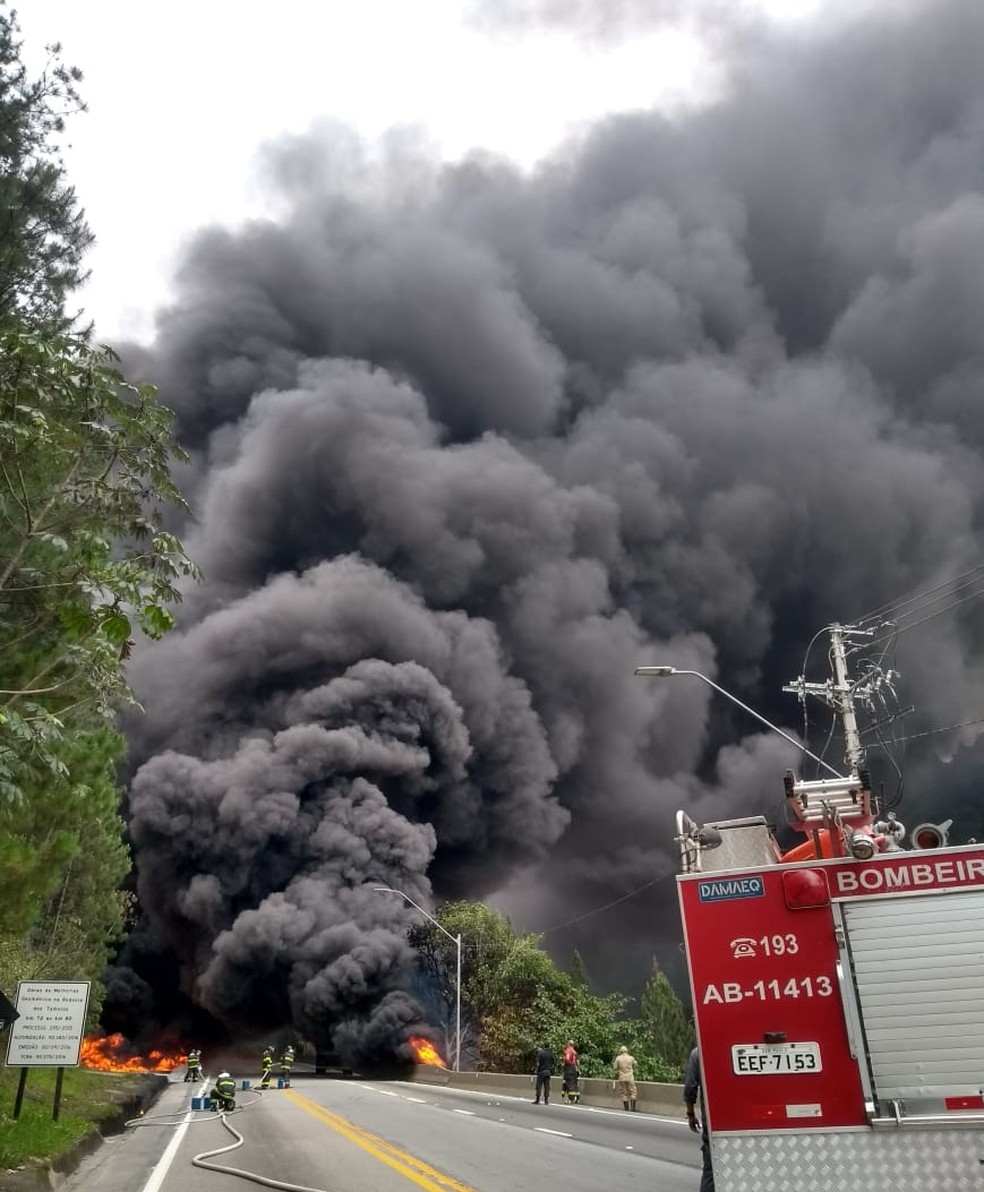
[23,0,826,344]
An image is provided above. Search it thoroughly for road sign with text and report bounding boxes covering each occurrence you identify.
[5,981,90,1067]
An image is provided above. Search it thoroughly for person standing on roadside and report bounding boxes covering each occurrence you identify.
[613,1045,637,1110]
[684,1047,714,1192]
[532,1044,553,1104]
[561,1039,581,1104]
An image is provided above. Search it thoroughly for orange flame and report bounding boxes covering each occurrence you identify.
[409,1035,446,1067]
[81,1033,184,1073]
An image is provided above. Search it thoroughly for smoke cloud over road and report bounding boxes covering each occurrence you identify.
[109,0,984,1057]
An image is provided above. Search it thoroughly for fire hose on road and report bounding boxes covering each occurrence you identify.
[124,1080,334,1192]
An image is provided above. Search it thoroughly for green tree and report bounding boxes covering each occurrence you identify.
[409,901,517,1017]
[0,771,76,935]
[569,947,590,989]
[472,938,572,1072]
[0,6,195,1027]
[408,899,520,1065]
[408,903,692,1082]
[639,965,695,1072]
[0,3,92,327]
[0,724,132,1025]
[513,983,629,1076]
[0,325,199,802]
[409,903,627,1074]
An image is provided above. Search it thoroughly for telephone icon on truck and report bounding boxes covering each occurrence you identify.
[730,937,758,958]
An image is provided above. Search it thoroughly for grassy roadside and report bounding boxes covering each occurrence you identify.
[0,1065,157,1174]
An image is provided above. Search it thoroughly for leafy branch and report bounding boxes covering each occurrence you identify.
[0,326,200,800]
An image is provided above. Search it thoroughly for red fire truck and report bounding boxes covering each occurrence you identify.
[661,625,984,1190]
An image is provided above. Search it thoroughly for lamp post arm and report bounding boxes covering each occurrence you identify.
[635,666,844,778]
[372,887,457,944]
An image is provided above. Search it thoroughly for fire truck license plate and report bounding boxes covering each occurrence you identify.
[731,1042,822,1075]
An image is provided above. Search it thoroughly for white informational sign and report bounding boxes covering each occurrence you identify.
[5,981,90,1067]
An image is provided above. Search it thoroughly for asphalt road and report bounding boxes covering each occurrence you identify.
[62,1073,702,1192]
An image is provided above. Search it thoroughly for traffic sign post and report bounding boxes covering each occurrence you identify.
[5,981,90,1121]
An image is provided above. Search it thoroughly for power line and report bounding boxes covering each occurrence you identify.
[539,871,675,936]
[890,577,984,628]
[888,715,984,746]
[866,584,984,650]
[854,561,984,627]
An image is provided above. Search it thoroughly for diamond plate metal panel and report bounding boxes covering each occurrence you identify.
[699,819,778,872]
[715,1128,984,1191]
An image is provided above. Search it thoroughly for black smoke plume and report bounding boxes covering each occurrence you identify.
[107,0,984,1055]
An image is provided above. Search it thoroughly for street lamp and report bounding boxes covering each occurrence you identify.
[373,887,461,1072]
[634,665,844,778]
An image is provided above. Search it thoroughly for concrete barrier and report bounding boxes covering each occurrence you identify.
[408,1066,685,1118]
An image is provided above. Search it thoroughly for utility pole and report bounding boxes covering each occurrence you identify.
[454,932,461,1076]
[783,623,869,775]
[828,624,864,774]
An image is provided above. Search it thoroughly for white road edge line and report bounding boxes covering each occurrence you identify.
[138,1103,195,1192]
[392,1082,690,1125]
[453,1109,476,1116]
[534,1127,573,1137]
[405,1097,427,1103]
[547,1102,688,1126]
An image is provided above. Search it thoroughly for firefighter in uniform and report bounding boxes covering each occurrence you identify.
[684,1047,714,1192]
[184,1048,202,1082]
[212,1072,237,1112]
[259,1045,274,1089]
[280,1044,295,1087]
[532,1044,553,1104]
[613,1045,637,1110]
[561,1040,581,1104]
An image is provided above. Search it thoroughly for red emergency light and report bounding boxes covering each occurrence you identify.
[781,867,829,909]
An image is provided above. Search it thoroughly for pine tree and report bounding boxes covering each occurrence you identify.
[569,948,590,989]
[0,725,131,1024]
[0,2,93,327]
[640,964,695,1071]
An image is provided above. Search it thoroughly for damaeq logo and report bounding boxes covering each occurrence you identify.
[698,876,765,903]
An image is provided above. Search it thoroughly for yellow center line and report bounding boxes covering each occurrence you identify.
[285,1089,479,1192]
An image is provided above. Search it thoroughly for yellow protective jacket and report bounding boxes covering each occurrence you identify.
[613,1052,636,1085]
